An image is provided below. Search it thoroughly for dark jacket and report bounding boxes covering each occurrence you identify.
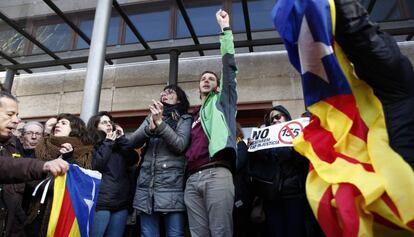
[335,0,414,168]
[92,135,138,211]
[15,140,36,159]
[0,156,44,184]
[128,114,192,214]
[249,106,308,199]
[233,140,253,209]
[249,147,307,199]
[0,137,36,237]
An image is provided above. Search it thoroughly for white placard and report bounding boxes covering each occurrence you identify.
[248,117,310,152]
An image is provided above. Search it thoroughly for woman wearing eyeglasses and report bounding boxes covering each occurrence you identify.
[248,105,309,237]
[128,85,192,237]
[86,111,139,237]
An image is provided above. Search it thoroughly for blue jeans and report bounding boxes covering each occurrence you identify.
[140,211,185,237]
[90,209,129,237]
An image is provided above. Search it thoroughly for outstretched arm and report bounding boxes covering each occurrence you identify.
[0,156,69,183]
[127,116,151,148]
[334,0,414,104]
[216,10,238,109]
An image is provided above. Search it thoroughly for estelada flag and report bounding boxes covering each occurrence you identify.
[47,164,101,237]
[272,0,414,236]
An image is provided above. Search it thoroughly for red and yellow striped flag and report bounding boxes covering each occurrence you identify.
[272,0,414,236]
[47,164,101,237]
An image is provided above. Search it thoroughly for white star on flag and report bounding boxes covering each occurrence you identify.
[298,17,333,83]
[84,179,95,237]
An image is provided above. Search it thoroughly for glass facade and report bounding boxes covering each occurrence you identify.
[407,1,414,18]
[232,0,276,32]
[76,16,121,49]
[76,18,93,49]
[0,0,412,58]
[361,0,401,21]
[231,0,245,32]
[247,0,276,30]
[0,27,25,56]
[360,0,413,21]
[176,1,223,38]
[125,8,170,43]
[32,22,71,54]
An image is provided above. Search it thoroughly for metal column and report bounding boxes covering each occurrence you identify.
[168,50,180,85]
[80,0,112,122]
[3,68,16,92]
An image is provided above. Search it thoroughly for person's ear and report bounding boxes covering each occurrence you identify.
[214,86,221,93]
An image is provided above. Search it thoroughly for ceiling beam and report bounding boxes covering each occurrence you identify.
[0,51,32,73]
[42,0,113,65]
[241,0,253,52]
[0,37,283,71]
[112,0,157,60]
[176,0,204,56]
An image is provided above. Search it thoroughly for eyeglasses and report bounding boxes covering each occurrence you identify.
[271,113,284,121]
[24,131,43,137]
[160,89,175,96]
[99,120,112,125]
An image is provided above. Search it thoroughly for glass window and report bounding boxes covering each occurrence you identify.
[125,8,170,43]
[76,19,92,49]
[0,26,26,56]
[247,0,275,30]
[360,0,401,21]
[176,1,223,38]
[405,0,414,18]
[76,16,121,49]
[32,23,71,54]
[231,0,245,32]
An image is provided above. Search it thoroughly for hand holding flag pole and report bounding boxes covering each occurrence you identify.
[42,157,69,176]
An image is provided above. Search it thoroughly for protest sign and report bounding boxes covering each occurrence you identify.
[248,117,309,152]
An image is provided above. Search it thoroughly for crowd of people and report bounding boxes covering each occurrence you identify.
[0,0,413,236]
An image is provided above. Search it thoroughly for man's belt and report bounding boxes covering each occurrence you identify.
[188,161,231,176]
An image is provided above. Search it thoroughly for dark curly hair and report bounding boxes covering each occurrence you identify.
[52,113,90,144]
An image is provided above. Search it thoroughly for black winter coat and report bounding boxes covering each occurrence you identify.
[335,0,414,168]
[249,147,308,199]
[92,136,138,211]
[0,137,28,237]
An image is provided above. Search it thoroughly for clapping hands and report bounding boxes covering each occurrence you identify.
[149,99,164,131]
